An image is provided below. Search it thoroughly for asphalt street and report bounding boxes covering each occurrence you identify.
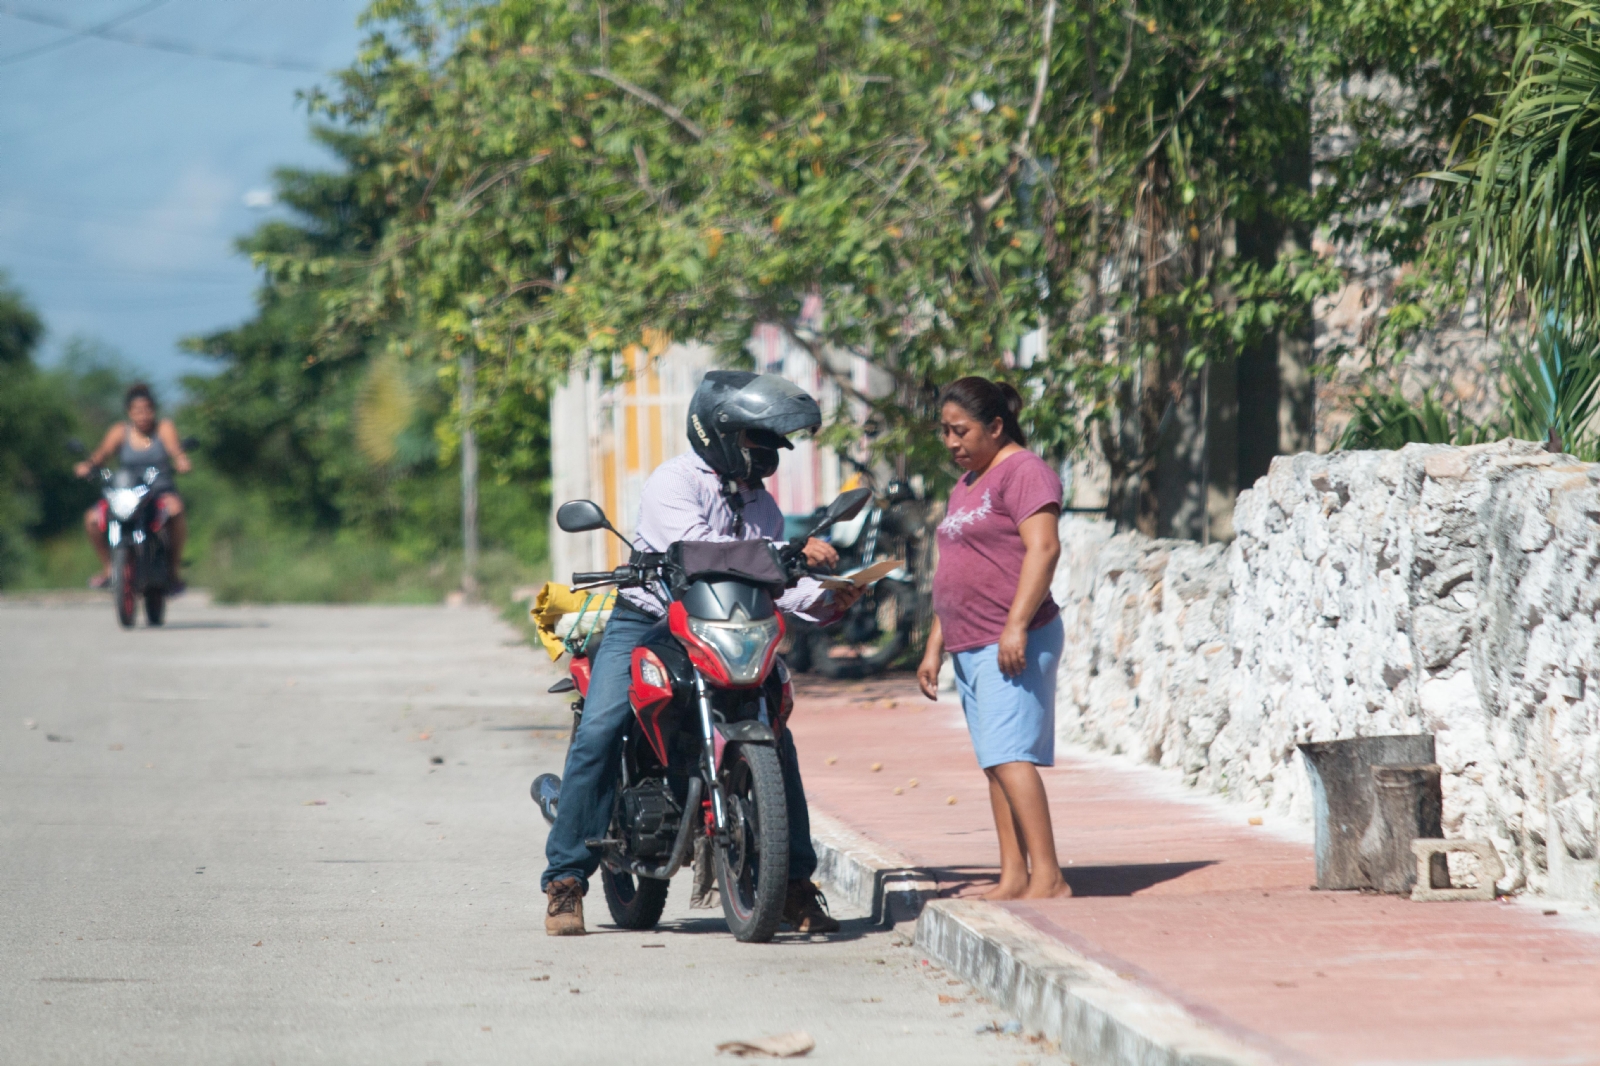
[0,596,1037,1065]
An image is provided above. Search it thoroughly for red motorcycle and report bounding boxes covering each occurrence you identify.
[532,489,869,941]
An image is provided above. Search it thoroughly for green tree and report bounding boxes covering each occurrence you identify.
[0,275,90,584]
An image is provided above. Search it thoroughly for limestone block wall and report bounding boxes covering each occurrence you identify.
[1053,440,1600,897]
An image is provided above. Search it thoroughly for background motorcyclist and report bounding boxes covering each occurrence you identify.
[543,371,863,937]
[75,383,191,592]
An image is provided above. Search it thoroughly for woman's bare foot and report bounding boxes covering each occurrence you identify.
[980,880,1028,901]
[1020,876,1072,900]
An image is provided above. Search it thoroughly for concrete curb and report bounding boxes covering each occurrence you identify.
[810,813,1278,1066]
[808,809,937,926]
[917,902,1277,1066]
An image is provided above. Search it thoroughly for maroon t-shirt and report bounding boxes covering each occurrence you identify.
[931,450,1063,653]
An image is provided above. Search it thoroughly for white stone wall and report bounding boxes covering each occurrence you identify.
[1054,440,1600,898]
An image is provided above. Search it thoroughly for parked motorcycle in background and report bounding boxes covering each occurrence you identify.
[781,471,931,679]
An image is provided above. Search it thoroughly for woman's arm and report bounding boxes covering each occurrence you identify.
[917,615,945,700]
[75,424,125,477]
[158,419,191,474]
[996,506,1061,677]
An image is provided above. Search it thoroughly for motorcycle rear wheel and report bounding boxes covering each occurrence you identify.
[112,548,137,629]
[600,866,670,930]
[716,743,789,943]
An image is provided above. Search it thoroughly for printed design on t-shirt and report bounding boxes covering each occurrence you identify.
[937,489,992,540]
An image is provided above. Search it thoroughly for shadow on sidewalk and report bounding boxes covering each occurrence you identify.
[931,861,1217,898]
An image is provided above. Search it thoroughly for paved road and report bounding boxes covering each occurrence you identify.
[0,597,1034,1065]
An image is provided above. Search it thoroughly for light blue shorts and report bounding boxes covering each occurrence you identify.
[950,615,1064,769]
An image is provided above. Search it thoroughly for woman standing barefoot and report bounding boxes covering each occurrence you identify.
[917,377,1068,901]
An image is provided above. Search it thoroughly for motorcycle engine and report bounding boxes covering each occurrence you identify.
[621,779,682,859]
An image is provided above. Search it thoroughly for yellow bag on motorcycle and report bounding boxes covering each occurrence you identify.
[531,581,615,661]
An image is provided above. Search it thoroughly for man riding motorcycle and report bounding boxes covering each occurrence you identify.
[542,371,863,936]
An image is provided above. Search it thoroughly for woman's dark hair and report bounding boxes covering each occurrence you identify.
[124,382,155,410]
[939,376,1026,446]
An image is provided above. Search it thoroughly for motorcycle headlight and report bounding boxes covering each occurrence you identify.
[107,488,144,520]
[687,607,781,685]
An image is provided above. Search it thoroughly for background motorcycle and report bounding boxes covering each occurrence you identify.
[532,487,870,942]
[782,472,930,679]
[95,464,174,628]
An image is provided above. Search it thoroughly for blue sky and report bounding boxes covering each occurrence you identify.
[0,0,368,397]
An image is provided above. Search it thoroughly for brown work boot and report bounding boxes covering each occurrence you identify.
[544,877,587,936]
[782,880,840,934]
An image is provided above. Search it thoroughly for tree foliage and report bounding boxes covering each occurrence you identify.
[269,0,1375,491]
[183,127,550,563]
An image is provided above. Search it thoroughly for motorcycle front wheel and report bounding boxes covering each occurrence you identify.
[112,547,137,629]
[600,866,670,930]
[716,744,789,943]
[144,590,166,627]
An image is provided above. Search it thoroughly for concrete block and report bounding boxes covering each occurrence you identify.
[1410,839,1505,901]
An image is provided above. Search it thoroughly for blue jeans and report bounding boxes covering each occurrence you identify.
[540,611,818,891]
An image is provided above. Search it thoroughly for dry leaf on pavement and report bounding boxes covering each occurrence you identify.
[715,1031,815,1058]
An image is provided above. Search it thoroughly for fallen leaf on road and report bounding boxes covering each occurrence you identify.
[870,762,883,772]
[715,1031,815,1058]
[430,756,445,765]
[908,778,919,788]
[1248,816,1263,826]
[46,734,70,743]
[825,756,837,765]
[418,732,432,741]
[303,800,327,806]
[252,941,262,947]
[893,787,903,795]
[938,994,962,1004]
[946,796,958,805]
[531,975,550,981]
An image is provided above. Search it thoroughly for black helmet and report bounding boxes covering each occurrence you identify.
[687,370,821,485]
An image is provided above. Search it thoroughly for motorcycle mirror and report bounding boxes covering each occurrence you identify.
[807,487,872,537]
[556,499,622,538]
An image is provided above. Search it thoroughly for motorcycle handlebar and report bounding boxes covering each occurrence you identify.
[571,570,620,585]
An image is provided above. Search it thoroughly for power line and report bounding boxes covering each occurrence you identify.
[0,2,323,72]
[0,0,170,65]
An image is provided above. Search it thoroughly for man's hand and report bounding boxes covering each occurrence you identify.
[996,620,1029,677]
[801,537,838,569]
[917,649,943,701]
[74,461,92,479]
[829,583,865,613]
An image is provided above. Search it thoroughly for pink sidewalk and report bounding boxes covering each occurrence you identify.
[789,675,1600,1066]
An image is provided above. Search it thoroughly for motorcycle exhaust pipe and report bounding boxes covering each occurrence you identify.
[531,773,561,825]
